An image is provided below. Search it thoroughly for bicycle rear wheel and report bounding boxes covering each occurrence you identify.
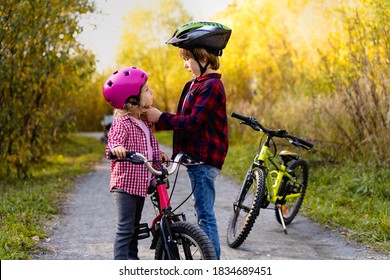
[275,158,308,225]
[227,167,267,248]
[155,221,217,260]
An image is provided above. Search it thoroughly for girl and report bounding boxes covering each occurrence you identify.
[102,66,168,260]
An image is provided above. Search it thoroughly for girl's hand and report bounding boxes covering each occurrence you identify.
[111,145,126,159]
[160,151,170,167]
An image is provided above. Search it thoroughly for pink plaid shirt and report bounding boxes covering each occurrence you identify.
[106,115,162,197]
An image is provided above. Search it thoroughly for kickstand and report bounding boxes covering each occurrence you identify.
[276,204,288,235]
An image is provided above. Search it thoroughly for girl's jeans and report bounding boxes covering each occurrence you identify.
[112,190,145,260]
[186,164,221,259]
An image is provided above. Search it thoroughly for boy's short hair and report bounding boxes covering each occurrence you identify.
[179,48,220,70]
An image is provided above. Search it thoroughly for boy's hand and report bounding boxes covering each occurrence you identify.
[111,146,126,159]
[141,107,162,123]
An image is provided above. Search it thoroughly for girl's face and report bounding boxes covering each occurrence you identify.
[183,57,201,77]
[140,81,153,108]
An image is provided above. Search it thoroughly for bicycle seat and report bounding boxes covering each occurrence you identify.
[279,150,299,161]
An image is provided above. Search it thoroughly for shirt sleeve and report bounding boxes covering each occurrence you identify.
[158,80,221,131]
[105,119,127,158]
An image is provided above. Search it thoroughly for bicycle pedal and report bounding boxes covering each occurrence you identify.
[135,223,150,240]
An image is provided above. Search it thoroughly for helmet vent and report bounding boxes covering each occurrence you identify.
[178,34,188,39]
[107,81,113,87]
[124,71,130,76]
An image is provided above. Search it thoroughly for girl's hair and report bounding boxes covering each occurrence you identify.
[114,80,147,117]
[179,48,220,70]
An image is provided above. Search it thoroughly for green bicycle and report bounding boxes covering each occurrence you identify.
[227,112,314,248]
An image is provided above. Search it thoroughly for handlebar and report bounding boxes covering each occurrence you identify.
[231,112,314,150]
[108,151,199,176]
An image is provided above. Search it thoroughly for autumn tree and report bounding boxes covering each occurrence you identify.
[0,0,96,177]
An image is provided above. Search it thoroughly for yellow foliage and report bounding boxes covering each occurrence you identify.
[110,0,389,164]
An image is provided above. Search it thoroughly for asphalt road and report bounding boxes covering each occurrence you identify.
[36,133,387,260]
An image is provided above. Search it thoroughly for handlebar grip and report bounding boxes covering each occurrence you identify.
[297,138,314,149]
[108,151,145,164]
[108,151,116,159]
[231,112,252,123]
[108,151,136,159]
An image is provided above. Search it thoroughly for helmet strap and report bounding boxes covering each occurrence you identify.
[190,50,209,76]
[126,96,141,106]
[200,61,209,76]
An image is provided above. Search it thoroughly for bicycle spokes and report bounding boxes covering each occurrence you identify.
[175,235,201,260]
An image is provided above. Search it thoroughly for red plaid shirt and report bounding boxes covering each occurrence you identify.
[156,73,228,169]
[106,115,162,197]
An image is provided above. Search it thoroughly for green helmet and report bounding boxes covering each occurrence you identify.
[166,21,232,56]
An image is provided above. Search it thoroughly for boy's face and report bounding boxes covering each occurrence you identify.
[183,57,201,77]
[140,81,153,108]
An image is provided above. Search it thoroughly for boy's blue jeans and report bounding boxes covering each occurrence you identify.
[112,191,145,260]
[186,164,221,259]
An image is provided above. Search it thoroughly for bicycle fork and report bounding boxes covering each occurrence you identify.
[158,208,189,260]
[160,215,176,259]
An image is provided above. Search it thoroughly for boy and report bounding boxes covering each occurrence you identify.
[143,21,232,259]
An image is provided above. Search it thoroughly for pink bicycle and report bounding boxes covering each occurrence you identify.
[110,151,216,260]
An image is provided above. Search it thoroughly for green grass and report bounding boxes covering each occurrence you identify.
[154,130,173,148]
[223,144,390,256]
[0,136,105,259]
[304,162,390,254]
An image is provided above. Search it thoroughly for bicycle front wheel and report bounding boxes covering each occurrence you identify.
[227,167,267,248]
[275,158,308,225]
[154,221,217,260]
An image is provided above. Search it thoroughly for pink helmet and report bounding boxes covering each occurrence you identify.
[103,66,148,109]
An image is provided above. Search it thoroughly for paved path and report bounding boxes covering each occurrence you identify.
[36,134,388,260]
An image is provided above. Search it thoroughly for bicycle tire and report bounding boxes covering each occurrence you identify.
[154,221,217,260]
[227,167,267,248]
[275,158,308,225]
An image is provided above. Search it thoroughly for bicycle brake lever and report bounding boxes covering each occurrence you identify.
[301,145,311,151]
[277,129,287,136]
[181,154,203,165]
[290,139,311,151]
[289,139,301,147]
[240,121,261,131]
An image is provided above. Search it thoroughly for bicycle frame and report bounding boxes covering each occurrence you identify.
[148,176,187,252]
[256,145,301,204]
[150,181,172,229]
